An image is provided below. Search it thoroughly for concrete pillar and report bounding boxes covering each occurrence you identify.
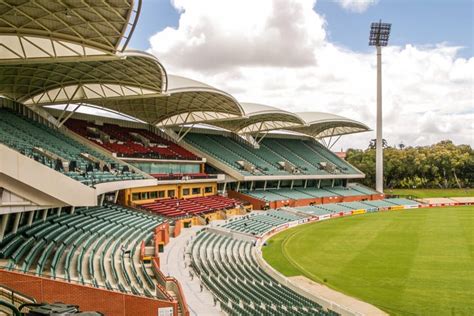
[114,190,119,203]
[71,206,76,215]
[42,209,48,221]
[250,181,254,191]
[57,207,62,217]
[0,214,10,241]
[27,211,34,226]
[277,180,281,189]
[317,180,321,189]
[236,182,240,192]
[290,180,294,190]
[222,182,227,195]
[99,194,105,206]
[331,179,335,187]
[11,212,21,234]
[304,179,308,188]
[263,181,267,191]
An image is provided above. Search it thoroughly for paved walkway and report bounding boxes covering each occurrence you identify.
[289,276,388,316]
[160,226,224,316]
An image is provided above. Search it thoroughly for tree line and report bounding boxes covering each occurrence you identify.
[345,140,473,189]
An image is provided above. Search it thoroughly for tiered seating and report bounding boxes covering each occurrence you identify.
[350,184,379,195]
[294,205,333,216]
[185,132,361,177]
[223,210,305,236]
[191,230,332,316]
[66,118,198,160]
[363,199,400,208]
[0,109,144,185]
[0,204,167,299]
[242,186,374,202]
[385,198,420,206]
[323,186,367,197]
[241,190,290,202]
[141,196,240,218]
[294,198,420,217]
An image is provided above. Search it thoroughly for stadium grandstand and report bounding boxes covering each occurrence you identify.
[0,1,437,316]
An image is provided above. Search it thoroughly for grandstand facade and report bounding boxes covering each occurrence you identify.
[0,1,385,315]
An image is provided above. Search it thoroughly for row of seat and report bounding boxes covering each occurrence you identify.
[191,230,336,316]
[0,204,168,299]
[66,118,198,160]
[222,210,306,236]
[295,198,421,216]
[242,185,378,202]
[0,109,144,185]
[184,132,360,177]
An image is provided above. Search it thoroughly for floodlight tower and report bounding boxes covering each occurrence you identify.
[369,20,391,193]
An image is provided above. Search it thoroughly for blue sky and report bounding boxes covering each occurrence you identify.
[130,0,473,59]
[129,0,473,148]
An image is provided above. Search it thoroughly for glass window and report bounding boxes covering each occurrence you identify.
[192,187,201,195]
[168,190,175,198]
[141,192,148,200]
[205,186,213,193]
[182,188,190,196]
[150,191,158,199]
[158,191,165,198]
[132,193,140,201]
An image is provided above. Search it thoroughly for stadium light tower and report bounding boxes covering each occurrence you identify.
[369,20,391,193]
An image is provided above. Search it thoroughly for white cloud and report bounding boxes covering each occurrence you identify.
[148,0,474,150]
[335,0,379,13]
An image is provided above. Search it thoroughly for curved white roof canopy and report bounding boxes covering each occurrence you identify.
[0,0,140,63]
[81,75,245,126]
[0,52,167,105]
[210,102,305,134]
[288,112,370,138]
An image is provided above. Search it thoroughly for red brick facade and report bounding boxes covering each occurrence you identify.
[0,270,176,316]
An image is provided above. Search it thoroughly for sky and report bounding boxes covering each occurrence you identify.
[127,0,473,150]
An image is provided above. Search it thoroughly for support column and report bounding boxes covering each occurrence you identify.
[236,182,240,192]
[99,194,105,206]
[277,180,281,190]
[27,211,35,226]
[0,214,10,241]
[57,207,62,217]
[331,179,335,187]
[114,191,119,204]
[376,45,384,193]
[12,212,21,234]
[71,206,76,215]
[304,179,308,188]
[317,180,321,189]
[290,180,294,190]
[263,181,267,191]
[222,182,227,195]
[42,209,48,221]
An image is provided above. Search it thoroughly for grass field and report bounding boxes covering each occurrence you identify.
[263,207,474,315]
[388,188,474,198]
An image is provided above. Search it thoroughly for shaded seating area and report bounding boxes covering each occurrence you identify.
[184,132,362,177]
[190,230,333,316]
[140,195,241,218]
[65,118,199,160]
[0,204,169,300]
[0,109,144,186]
[242,185,377,202]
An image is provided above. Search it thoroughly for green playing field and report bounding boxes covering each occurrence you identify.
[263,207,474,315]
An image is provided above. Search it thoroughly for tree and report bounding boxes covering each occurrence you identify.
[346,141,473,189]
